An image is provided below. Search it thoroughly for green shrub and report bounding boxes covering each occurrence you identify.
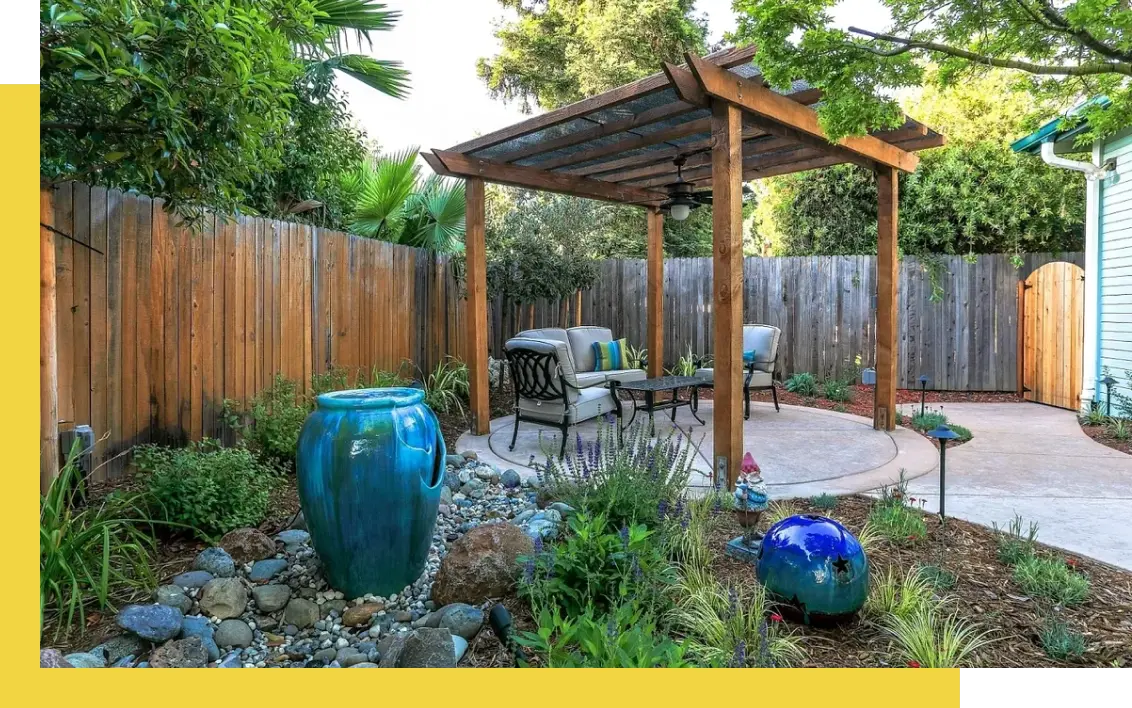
[537,420,693,529]
[1105,416,1132,440]
[670,570,806,667]
[809,493,839,510]
[917,564,957,590]
[884,604,996,668]
[764,499,799,527]
[867,501,927,544]
[41,443,158,638]
[909,411,948,432]
[949,423,973,442]
[668,349,699,377]
[228,373,310,462]
[1012,555,1090,606]
[518,513,674,618]
[1039,618,1087,660]
[310,366,352,396]
[135,440,281,538]
[993,514,1039,566]
[514,601,693,667]
[663,491,731,570]
[785,372,818,396]
[1079,407,1107,427]
[821,377,853,402]
[422,356,468,414]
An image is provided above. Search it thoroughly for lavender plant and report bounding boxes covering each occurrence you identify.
[533,418,694,528]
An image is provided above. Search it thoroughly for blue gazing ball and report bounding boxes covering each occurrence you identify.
[755,514,869,625]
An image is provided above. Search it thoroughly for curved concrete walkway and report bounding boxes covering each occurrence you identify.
[898,402,1132,570]
[457,401,938,499]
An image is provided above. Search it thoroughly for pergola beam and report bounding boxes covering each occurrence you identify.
[683,54,920,173]
[425,150,666,206]
[449,45,759,155]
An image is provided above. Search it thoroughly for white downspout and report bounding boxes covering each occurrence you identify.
[1039,141,1105,410]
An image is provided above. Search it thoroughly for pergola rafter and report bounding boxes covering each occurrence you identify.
[435,47,945,487]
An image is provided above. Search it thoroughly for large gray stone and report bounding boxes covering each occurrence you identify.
[179,616,219,661]
[193,547,236,578]
[116,604,184,642]
[198,577,248,619]
[63,652,105,668]
[378,628,456,668]
[40,649,73,668]
[283,598,319,629]
[155,584,192,614]
[170,570,213,588]
[438,603,484,640]
[219,528,276,563]
[214,619,254,648]
[252,584,291,613]
[248,558,288,583]
[501,469,522,488]
[90,634,148,665]
[149,637,208,668]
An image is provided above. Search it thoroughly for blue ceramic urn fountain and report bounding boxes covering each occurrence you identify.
[296,388,445,598]
[755,514,869,625]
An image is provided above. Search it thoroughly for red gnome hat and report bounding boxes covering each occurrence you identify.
[741,452,760,475]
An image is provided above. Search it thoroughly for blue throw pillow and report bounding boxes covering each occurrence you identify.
[743,349,757,364]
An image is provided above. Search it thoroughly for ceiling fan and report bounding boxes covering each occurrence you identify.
[658,155,754,221]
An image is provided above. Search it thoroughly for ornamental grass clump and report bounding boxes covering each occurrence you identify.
[993,513,1039,566]
[41,443,158,638]
[1012,555,1090,606]
[670,569,805,668]
[869,471,927,544]
[865,566,935,621]
[884,603,996,668]
[1039,618,1087,660]
[536,419,693,529]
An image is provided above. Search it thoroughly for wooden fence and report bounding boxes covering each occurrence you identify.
[45,183,466,479]
[489,252,1084,391]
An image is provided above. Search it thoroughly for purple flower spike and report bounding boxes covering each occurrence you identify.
[533,535,544,554]
[618,525,629,548]
[657,499,668,520]
[523,558,535,582]
[731,640,747,668]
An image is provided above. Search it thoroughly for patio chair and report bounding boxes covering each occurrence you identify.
[694,324,781,419]
[503,333,624,458]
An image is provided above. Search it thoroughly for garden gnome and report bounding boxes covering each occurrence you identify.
[733,452,769,546]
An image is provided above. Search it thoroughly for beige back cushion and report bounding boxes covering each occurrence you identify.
[742,325,781,374]
[566,326,614,373]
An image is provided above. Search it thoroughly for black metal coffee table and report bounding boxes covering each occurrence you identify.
[611,376,707,435]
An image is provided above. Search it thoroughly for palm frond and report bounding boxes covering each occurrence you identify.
[401,176,466,253]
[346,147,420,238]
[334,54,410,99]
[312,0,399,45]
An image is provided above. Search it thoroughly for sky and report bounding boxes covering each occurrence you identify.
[339,0,892,167]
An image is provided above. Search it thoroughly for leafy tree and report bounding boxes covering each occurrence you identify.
[477,0,709,111]
[756,70,1085,257]
[41,0,407,222]
[340,148,466,253]
[730,0,1130,144]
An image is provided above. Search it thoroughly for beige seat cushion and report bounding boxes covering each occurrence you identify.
[517,385,615,424]
[574,371,608,388]
[603,368,647,384]
[566,326,614,373]
[695,368,772,388]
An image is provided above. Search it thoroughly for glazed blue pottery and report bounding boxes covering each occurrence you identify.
[755,514,869,625]
[296,388,445,598]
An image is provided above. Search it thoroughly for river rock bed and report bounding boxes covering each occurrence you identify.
[46,455,566,668]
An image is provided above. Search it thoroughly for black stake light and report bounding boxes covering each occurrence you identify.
[1102,375,1117,416]
[918,375,930,417]
[927,424,960,519]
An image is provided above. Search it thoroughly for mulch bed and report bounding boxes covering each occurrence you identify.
[1079,421,1132,456]
[464,495,1132,668]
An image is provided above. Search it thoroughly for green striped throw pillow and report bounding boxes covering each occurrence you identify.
[592,338,631,372]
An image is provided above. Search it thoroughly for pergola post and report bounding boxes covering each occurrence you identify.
[41,187,59,492]
[874,167,899,431]
[464,177,490,435]
[647,208,664,378]
[711,101,745,489]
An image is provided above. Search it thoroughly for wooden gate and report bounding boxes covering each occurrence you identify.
[1020,261,1085,409]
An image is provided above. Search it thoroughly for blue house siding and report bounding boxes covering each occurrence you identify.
[1096,129,1132,410]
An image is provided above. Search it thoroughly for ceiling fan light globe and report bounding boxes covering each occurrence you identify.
[670,203,691,221]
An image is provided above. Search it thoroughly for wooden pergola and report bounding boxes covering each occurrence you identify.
[424,45,944,489]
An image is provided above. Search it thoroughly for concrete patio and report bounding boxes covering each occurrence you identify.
[457,400,939,498]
